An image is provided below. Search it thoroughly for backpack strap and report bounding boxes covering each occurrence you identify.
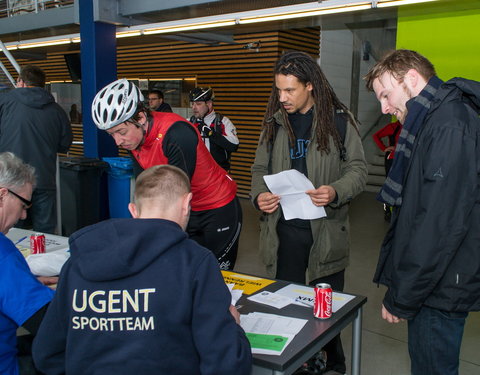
[213,112,223,133]
[334,110,348,161]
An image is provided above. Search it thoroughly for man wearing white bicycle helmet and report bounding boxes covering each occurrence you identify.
[91,79,241,270]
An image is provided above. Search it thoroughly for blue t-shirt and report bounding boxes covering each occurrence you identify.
[0,233,54,375]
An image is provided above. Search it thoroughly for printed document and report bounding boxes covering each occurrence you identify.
[240,312,307,355]
[275,284,356,312]
[263,169,326,220]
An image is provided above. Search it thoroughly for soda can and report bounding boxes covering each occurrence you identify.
[30,233,46,254]
[313,283,332,319]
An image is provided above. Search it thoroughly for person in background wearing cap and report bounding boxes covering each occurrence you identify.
[189,87,239,172]
[91,79,242,271]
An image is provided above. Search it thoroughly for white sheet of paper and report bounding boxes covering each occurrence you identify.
[240,312,308,355]
[240,312,308,336]
[247,291,294,309]
[274,284,356,313]
[263,169,326,220]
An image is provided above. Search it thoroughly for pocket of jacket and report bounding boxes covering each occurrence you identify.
[317,219,349,264]
[259,213,276,266]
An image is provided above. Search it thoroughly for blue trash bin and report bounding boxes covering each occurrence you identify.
[102,157,134,218]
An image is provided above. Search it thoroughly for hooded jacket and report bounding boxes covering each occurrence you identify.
[0,87,72,189]
[32,219,252,375]
[373,78,480,319]
[250,108,367,281]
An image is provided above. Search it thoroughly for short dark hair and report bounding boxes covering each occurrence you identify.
[148,89,164,100]
[364,49,436,91]
[19,65,46,88]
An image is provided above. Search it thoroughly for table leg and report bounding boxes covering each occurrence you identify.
[351,306,363,375]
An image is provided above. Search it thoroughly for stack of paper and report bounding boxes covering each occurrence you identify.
[240,312,308,355]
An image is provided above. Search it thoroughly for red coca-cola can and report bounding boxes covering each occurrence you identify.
[314,283,332,319]
[30,233,46,254]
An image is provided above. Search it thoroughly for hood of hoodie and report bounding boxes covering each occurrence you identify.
[68,218,188,282]
[11,87,56,109]
[437,77,480,114]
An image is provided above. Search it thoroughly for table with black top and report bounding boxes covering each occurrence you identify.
[237,277,366,375]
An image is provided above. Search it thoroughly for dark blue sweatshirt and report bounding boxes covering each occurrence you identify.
[32,218,252,374]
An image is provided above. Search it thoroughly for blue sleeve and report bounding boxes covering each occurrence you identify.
[191,253,252,375]
[0,237,54,326]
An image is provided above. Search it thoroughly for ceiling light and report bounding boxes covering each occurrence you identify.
[116,30,143,38]
[18,38,71,49]
[239,3,372,24]
[143,20,236,35]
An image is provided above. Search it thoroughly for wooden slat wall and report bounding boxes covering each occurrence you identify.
[1,27,320,197]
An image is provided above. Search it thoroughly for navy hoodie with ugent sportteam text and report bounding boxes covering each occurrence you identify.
[32,218,252,375]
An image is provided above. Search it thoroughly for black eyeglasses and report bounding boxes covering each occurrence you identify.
[5,188,32,209]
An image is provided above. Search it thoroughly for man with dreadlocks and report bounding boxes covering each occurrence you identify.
[250,51,367,375]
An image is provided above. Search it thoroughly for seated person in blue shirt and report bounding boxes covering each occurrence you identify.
[33,164,252,375]
[0,152,55,375]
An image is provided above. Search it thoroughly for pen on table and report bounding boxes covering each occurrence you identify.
[14,236,27,245]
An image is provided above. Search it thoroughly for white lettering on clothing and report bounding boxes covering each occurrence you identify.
[71,316,155,331]
[71,288,156,314]
[70,288,157,332]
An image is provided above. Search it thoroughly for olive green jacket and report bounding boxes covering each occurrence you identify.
[250,110,367,282]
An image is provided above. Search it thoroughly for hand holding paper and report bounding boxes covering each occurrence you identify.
[257,192,280,214]
[263,169,327,220]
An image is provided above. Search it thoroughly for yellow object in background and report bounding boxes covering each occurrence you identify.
[222,271,276,295]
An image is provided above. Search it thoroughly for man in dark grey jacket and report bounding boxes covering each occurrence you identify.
[0,65,72,234]
[365,49,480,375]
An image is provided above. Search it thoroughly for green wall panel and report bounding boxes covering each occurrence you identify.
[396,0,480,81]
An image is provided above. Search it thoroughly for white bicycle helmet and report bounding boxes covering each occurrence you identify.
[91,78,144,130]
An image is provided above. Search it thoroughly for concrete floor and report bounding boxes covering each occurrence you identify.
[235,192,480,375]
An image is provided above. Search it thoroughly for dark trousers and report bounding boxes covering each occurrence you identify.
[408,306,467,375]
[187,197,242,270]
[276,220,346,373]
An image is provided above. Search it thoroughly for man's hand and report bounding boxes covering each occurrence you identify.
[257,192,280,213]
[384,146,395,153]
[305,185,336,206]
[382,304,405,324]
[229,305,241,324]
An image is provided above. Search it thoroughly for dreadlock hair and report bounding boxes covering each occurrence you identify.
[260,50,358,154]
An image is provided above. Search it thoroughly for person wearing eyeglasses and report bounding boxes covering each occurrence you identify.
[0,152,56,375]
[0,65,72,234]
[148,89,172,112]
